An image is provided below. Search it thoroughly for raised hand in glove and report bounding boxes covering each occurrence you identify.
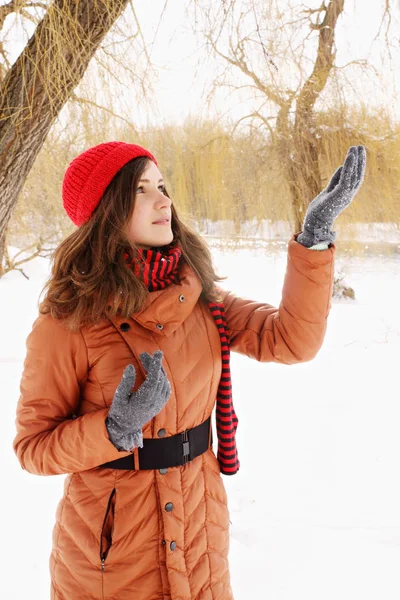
[106,350,171,452]
[296,145,367,248]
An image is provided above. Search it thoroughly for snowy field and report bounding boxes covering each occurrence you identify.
[1,233,400,599]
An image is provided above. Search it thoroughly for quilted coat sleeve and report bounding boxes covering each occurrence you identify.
[13,313,131,476]
[218,234,335,364]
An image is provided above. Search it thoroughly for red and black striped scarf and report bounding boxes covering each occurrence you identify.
[124,242,239,475]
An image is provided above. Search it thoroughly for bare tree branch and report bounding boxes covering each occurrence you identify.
[205,30,287,108]
[2,233,57,278]
[69,93,140,135]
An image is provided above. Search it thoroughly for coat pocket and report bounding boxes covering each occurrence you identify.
[100,488,116,572]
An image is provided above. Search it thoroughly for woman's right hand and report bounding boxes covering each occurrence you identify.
[105,350,171,452]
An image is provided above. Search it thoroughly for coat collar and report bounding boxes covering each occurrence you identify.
[109,261,203,337]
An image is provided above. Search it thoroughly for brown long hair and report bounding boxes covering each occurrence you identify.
[39,156,226,331]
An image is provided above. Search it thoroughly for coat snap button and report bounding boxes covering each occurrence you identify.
[170,541,177,551]
[71,414,77,419]
[157,429,166,438]
[179,294,185,302]
[159,468,168,475]
[165,502,174,512]
[156,323,164,330]
[162,540,166,545]
[120,322,130,332]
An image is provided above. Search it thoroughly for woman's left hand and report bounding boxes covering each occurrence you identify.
[296,145,366,248]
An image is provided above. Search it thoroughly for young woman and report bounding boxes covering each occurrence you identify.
[13,141,365,600]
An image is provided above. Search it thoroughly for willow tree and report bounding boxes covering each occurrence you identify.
[192,0,346,231]
[0,0,147,275]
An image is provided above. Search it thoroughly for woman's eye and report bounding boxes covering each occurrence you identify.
[136,185,165,194]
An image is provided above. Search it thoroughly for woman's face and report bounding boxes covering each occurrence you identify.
[126,160,174,249]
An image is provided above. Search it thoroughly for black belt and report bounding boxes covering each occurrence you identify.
[99,417,213,470]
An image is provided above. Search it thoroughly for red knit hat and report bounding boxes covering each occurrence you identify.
[62,141,158,226]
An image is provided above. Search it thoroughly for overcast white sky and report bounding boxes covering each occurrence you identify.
[134,0,400,128]
[131,0,400,126]
[3,0,400,129]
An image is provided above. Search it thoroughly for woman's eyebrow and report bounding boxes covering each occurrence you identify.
[138,178,164,183]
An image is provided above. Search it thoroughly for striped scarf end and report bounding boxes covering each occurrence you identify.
[218,462,240,475]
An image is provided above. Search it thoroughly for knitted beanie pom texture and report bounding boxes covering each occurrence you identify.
[62,141,158,226]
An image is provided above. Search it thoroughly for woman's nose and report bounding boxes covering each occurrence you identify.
[155,193,172,208]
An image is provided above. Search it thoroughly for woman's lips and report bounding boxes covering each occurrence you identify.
[152,219,170,225]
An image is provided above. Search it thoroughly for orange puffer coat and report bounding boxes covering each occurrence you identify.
[13,234,335,600]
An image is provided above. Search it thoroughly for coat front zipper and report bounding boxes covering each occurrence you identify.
[100,488,116,572]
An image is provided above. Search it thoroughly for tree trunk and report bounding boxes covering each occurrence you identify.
[287,136,321,233]
[0,0,130,274]
[289,0,345,232]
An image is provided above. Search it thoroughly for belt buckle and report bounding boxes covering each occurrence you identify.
[181,429,190,465]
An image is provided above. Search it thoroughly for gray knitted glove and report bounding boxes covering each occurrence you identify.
[105,350,171,452]
[297,145,366,248]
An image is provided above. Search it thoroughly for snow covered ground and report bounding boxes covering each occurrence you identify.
[1,235,400,599]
